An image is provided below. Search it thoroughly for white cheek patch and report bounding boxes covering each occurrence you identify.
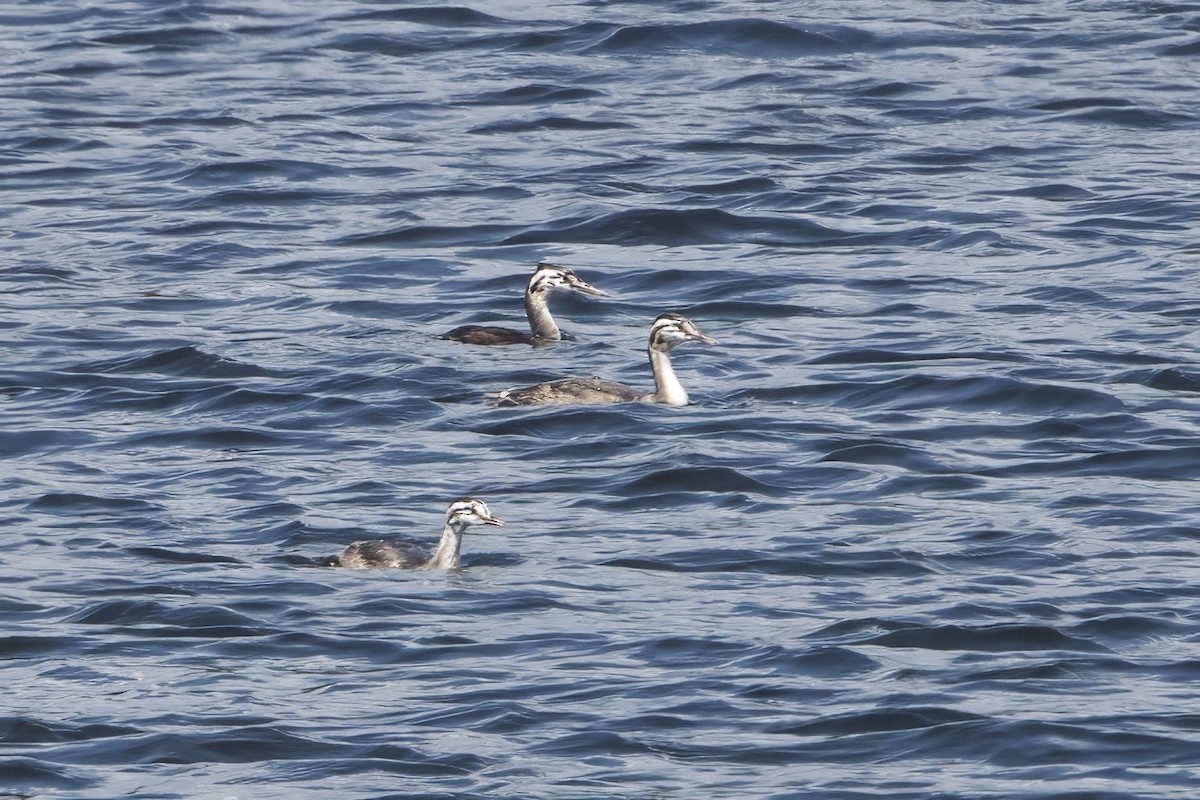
[530,273,566,293]
[448,502,476,519]
[649,323,682,347]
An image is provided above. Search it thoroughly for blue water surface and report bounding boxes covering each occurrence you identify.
[3,1,1200,798]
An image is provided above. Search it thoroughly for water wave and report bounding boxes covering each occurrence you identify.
[4,1,1200,798]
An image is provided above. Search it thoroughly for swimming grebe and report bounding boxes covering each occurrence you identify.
[441,261,607,345]
[495,313,717,407]
[333,498,505,570]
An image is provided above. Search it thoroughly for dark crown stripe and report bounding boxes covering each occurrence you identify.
[650,315,684,331]
[448,498,487,516]
[528,266,573,293]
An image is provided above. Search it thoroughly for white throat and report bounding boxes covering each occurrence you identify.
[524,292,560,339]
[648,347,689,406]
[422,523,464,570]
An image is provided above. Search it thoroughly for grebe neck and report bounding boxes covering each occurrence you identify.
[421,521,466,570]
[524,290,560,340]
[648,346,688,406]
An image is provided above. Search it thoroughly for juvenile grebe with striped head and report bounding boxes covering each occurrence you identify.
[333,498,505,570]
[495,313,717,407]
[441,261,608,345]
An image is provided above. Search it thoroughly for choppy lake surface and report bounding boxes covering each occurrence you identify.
[4,1,1200,798]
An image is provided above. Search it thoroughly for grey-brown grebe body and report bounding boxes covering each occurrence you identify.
[495,313,717,407]
[333,498,504,570]
[441,261,607,345]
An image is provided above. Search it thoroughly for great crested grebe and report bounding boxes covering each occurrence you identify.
[495,313,717,407]
[441,260,608,345]
[332,498,505,570]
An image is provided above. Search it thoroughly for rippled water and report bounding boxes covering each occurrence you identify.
[4,1,1200,798]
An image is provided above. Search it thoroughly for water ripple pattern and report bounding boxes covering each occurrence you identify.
[3,2,1200,798]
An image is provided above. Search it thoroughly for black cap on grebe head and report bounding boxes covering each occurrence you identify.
[445,498,505,532]
[648,313,717,352]
[527,261,608,298]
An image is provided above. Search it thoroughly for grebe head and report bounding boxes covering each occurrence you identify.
[648,312,718,353]
[445,497,506,532]
[528,261,608,298]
